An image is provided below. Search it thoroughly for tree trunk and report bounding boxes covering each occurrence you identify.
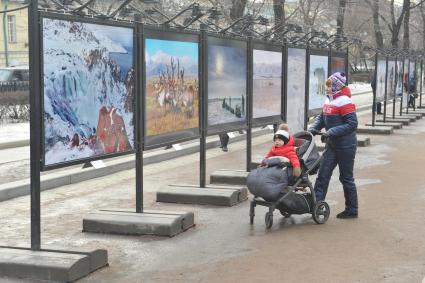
[403,0,411,49]
[230,0,248,20]
[336,0,347,49]
[371,0,384,48]
[273,0,285,28]
[421,2,425,49]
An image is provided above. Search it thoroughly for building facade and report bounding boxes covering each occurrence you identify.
[0,0,28,67]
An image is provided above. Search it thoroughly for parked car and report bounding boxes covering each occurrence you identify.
[0,66,30,105]
[0,66,29,83]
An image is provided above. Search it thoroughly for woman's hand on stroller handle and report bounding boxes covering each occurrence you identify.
[316,131,330,143]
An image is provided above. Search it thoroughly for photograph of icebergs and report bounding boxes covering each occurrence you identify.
[376,59,387,102]
[145,38,199,137]
[43,18,135,167]
[331,56,346,75]
[208,43,247,127]
[387,60,396,99]
[308,54,328,111]
[286,48,306,133]
[252,49,282,119]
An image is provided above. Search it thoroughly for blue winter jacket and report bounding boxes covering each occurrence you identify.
[310,87,358,149]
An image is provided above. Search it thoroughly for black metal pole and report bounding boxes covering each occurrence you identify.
[305,46,310,129]
[29,0,41,251]
[371,53,377,127]
[400,58,404,116]
[345,47,349,83]
[135,17,143,213]
[199,25,207,188]
[419,61,424,108]
[413,60,417,111]
[406,59,410,115]
[246,37,253,172]
[392,57,396,119]
[328,47,332,76]
[383,56,388,123]
[282,44,288,126]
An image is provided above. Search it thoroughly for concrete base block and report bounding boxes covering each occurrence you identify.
[404,113,422,119]
[409,110,425,116]
[157,185,247,206]
[83,210,194,237]
[365,122,403,129]
[0,246,107,282]
[210,169,249,186]
[376,118,411,125]
[357,126,393,135]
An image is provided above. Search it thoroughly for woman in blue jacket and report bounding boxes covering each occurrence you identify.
[309,72,358,219]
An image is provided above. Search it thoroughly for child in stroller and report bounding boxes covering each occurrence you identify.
[247,131,330,229]
[261,125,301,179]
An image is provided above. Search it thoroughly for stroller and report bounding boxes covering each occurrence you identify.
[248,131,330,229]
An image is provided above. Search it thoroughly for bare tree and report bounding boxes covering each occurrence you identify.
[336,0,347,48]
[403,0,410,49]
[365,0,384,48]
[298,0,327,28]
[230,0,248,20]
[273,0,285,27]
[421,2,425,49]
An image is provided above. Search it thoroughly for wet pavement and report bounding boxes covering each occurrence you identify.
[2,88,425,282]
[1,104,425,282]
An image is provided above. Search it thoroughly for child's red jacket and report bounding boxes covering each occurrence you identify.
[264,136,300,169]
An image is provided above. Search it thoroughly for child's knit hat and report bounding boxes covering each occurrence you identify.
[328,72,347,94]
[273,130,289,144]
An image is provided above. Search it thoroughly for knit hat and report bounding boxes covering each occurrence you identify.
[328,72,347,94]
[273,130,289,144]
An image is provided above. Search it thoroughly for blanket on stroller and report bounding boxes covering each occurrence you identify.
[247,157,293,202]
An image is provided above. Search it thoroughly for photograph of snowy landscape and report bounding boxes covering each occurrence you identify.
[396,60,403,97]
[208,43,247,126]
[331,56,346,75]
[403,60,409,107]
[253,49,282,119]
[286,48,306,133]
[43,18,135,166]
[308,55,328,111]
[387,60,395,99]
[416,62,421,92]
[145,38,199,137]
[376,59,386,102]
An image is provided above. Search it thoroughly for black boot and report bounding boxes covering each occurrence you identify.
[336,210,358,219]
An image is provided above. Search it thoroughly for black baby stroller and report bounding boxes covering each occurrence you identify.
[247,131,330,229]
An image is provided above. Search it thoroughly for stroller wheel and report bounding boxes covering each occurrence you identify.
[265,212,273,229]
[312,201,330,224]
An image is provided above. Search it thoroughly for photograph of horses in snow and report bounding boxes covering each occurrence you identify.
[308,54,328,111]
[42,18,135,167]
[145,38,199,137]
[208,42,247,127]
[253,49,282,119]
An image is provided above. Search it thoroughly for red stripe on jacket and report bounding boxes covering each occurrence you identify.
[323,87,356,116]
[264,136,301,169]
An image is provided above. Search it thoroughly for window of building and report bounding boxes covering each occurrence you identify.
[7,15,17,43]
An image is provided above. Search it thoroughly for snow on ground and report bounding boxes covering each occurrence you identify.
[0,122,29,143]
